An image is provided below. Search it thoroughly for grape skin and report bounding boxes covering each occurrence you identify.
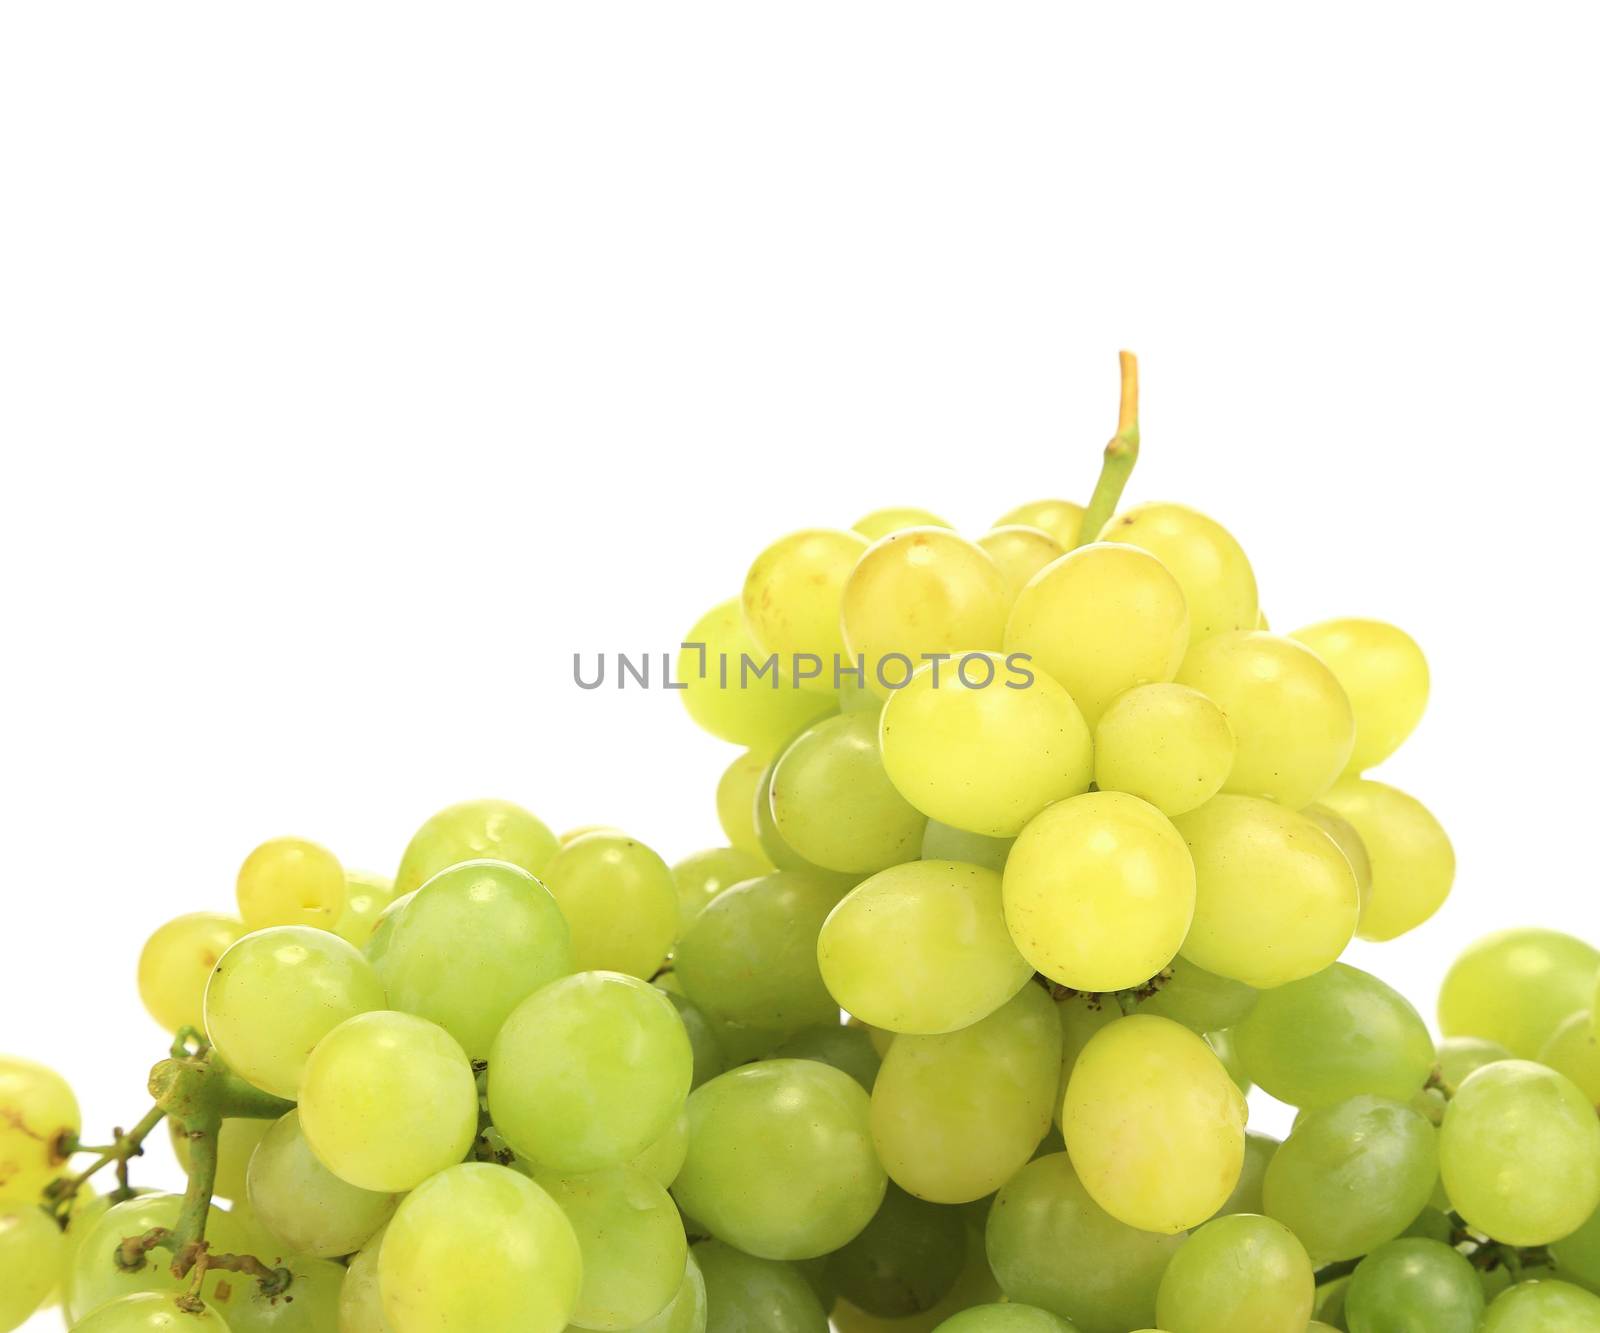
[138,912,248,1034]
[71,1292,233,1331]
[0,1204,62,1330]
[246,1109,398,1259]
[236,836,347,931]
[0,1055,80,1203]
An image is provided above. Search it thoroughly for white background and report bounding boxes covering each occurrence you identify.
[3,6,1598,1324]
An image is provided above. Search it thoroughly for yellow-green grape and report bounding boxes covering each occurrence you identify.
[854,507,955,540]
[835,1224,1003,1332]
[1139,956,1257,1035]
[1214,1131,1278,1218]
[215,1253,344,1329]
[922,820,1014,872]
[1550,1205,1600,1287]
[236,836,347,931]
[1436,1035,1513,1090]
[1154,1214,1314,1333]
[1299,802,1373,911]
[0,1057,78,1202]
[1483,1279,1600,1329]
[0,1204,61,1331]
[840,529,1009,697]
[871,986,1061,1205]
[1316,777,1454,942]
[1004,544,1189,727]
[538,1167,687,1330]
[1063,1015,1246,1235]
[694,1238,830,1331]
[976,526,1067,605]
[64,1193,247,1320]
[1093,683,1236,818]
[628,1111,691,1188]
[137,912,248,1034]
[203,925,387,1100]
[380,1163,582,1333]
[560,824,620,846]
[1439,1060,1600,1245]
[1003,792,1194,993]
[994,499,1086,549]
[1290,618,1429,775]
[771,711,928,873]
[337,1224,389,1333]
[1207,1028,1251,1096]
[655,983,730,1090]
[985,1152,1182,1333]
[824,1183,967,1318]
[1053,995,1116,1127]
[539,831,680,978]
[1343,1237,1484,1333]
[743,528,870,662]
[672,845,768,928]
[299,1010,478,1192]
[1170,796,1360,988]
[362,889,415,967]
[879,655,1093,838]
[818,861,1033,1035]
[715,749,774,863]
[1540,1011,1600,1102]
[1438,929,1600,1058]
[772,1024,882,1093]
[678,599,836,747]
[71,1293,232,1331]
[246,1110,398,1258]
[674,1060,886,1260]
[1097,502,1258,645]
[394,798,560,895]
[1175,631,1355,809]
[334,870,396,948]
[170,1116,270,1204]
[629,1248,707,1333]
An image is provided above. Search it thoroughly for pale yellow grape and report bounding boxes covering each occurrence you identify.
[1003,792,1195,992]
[677,599,836,747]
[216,1253,344,1328]
[1316,778,1454,942]
[334,870,396,948]
[1053,994,1116,1127]
[64,1194,247,1320]
[136,912,247,1034]
[246,1110,398,1257]
[1291,618,1429,774]
[539,831,680,978]
[170,1116,270,1203]
[879,654,1093,838]
[236,836,347,930]
[743,528,870,662]
[1175,631,1355,809]
[71,1293,232,1331]
[976,526,1067,605]
[871,986,1061,1204]
[995,499,1086,548]
[840,529,1009,697]
[818,861,1033,1034]
[671,845,768,928]
[1098,502,1258,644]
[854,507,954,539]
[561,824,620,845]
[0,1204,60,1331]
[1004,543,1189,726]
[628,1111,690,1188]
[716,749,774,862]
[1171,796,1359,987]
[338,1225,390,1333]
[1093,683,1235,817]
[1540,1011,1600,1102]
[1438,929,1600,1058]
[0,1056,78,1204]
[1299,803,1373,912]
[394,798,559,894]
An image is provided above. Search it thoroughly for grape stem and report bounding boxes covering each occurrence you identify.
[45,1104,168,1221]
[1076,349,1141,546]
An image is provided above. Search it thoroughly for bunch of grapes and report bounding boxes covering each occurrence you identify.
[3,354,1599,1333]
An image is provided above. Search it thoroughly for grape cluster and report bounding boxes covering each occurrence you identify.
[3,355,1600,1333]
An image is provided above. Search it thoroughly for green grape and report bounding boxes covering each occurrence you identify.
[694,1239,829,1332]
[672,846,768,928]
[1290,618,1430,775]
[1214,1131,1278,1218]
[1137,956,1257,1034]
[245,1110,397,1258]
[834,1226,1003,1332]
[825,1183,967,1318]
[1263,1096,1438,1263]
[1170,796,1360,988]
[715,750,774,864]
[1206,1028,1250,1095]
[1092,683,1235,817]
[1437,1035,1513,1090]
[921,821,1013,872]
[491,971,692,1174]
[1174,631,1355,809]
[1096,502,1258,645]
[819,861,1033,1035]
[538,1166,687,1330]
[395,798,559,895]
[203,926,387,1100]
[1233,963,1434,1109]
[977,526,1067,606]
[1316,778,1454,941]
[539,832,680,978]
[171,1116,271,1204]
[1153,1214,1314,1333]
[1300,802,1373,909]
[1063,1015,1245,1234]
[627,1249,708,1333]
[994,499,1085,548]
[742,528,870,662]
[1053,995,1116,1127]
[628,1111,690,1188]
[65,1193,248,1320]
[334,870,396,948]
[854,508,955,539]
[678,599,836,747]
[1344,1237,1484,1333]
[1438,929,1600,1058]
[985,1152,1181,1333]
[674,871,843,1039]
[337,1224,390,1333]
[0,1055,79,1202]
[1482,1279,1600,1329]
[840,678,885,713]
[770,1024,882,1092]
[380,1163,582,1333]
[655,984,729,1089]
[372,858,573,1058]
[0,1204,61,1331]
[872,986,1060,1205]
[1439,1060,1600,1245]
[840,529,1009,697]
[362,890,415,967]
[931,1306,1077,1331]
[1004,543,1189,727]
[236,836,347,931]
[220,1254,344,1331]
[138,912,248,1034]
[299,1010,477,1192]
[879,654,1093,838]
[1540,1010,1600,1101]
[1551,1204,1600,1286]
[72,1293,232,1331]
[1003,792,1194,992]
[674,1060,885,1260]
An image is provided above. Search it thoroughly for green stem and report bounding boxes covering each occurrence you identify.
[1076,350,1141,546]
[44,1105,168,1219]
